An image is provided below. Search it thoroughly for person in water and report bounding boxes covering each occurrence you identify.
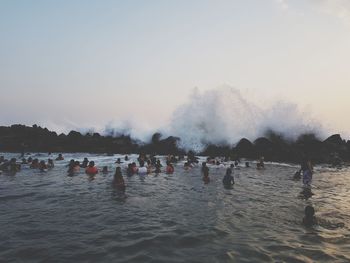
[1,158,20,173]
[301,158,313,187]
[303,205,317,227]
[102,166,109,174]
[73,161,80,173]
[39,160,48,171]
[81,158,89,168]
[124,155,129,161]
[155,160,162,173]
[56,154,64,161]
[166,161,174,174]
[113,167,125,191]
[257,156,265,169]
[67,159,75,168]
[138,161,148,175]
[126,163,134,176]
[115,158,122,164]
[131,162,138,174]
[47,159,54,169]
[202,162,209,176]
[85,161,98,175]
[223,168,234,187]
[30,159,39,169]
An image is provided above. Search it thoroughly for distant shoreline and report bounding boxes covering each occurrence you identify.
[0,124,349,164]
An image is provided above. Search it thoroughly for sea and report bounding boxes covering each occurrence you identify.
[0,153,349,262]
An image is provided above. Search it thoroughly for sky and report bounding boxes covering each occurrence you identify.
[0,0,349,139]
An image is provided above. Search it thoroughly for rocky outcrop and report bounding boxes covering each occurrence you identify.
[0,124,349,164]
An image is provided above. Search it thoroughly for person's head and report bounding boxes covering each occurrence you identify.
[58,154,62,157]
[48,159,53,164]
[88,161,95,167]
[245,162,250,167]
[139,161,145,167]
[305,205,315,218]
[83,158,88,162]
[230,164,234,169]
[202,162,207,167]
[69,159,75,164]
[128,163,132,169]
[156,160,161,164]
[226,168,232,176]
[27,157,33,162]
[102,166,108,172]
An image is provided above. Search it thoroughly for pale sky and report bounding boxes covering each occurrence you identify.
[0,0,349,139]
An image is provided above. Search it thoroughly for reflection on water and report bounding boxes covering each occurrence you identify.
[0,153,349,262]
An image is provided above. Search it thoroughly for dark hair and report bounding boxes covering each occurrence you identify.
[305,206,315,217]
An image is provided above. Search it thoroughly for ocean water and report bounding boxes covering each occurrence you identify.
[0,153,349,263]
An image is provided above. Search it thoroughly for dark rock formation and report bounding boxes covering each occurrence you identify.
[0,124,349,164]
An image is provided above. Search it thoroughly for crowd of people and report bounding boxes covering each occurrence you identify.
[0,152,318,227]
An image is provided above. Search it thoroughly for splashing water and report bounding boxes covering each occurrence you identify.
[168,86,323,152]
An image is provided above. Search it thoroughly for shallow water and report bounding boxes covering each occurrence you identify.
[0,153,350,263]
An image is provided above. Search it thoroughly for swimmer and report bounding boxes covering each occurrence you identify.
[73,161,80,173]
[30,159,39,169]
[21,158,28,164]
[155,160,162,173]
[257,156,265,169]
[303,205,317,227]
[47,159,54,169]
[27,157,33,164]
[102,166,109,174]
[166,161,174,174]
[85,161,98,176]
[146,160,152,174]
[39,160,48,172]
[130,162,137,174]
[126,163,134,176]
[138,161,148,176]
[223,168,234,188]
[202,162,209,176]
[115,158,122,164]
[113,167,125,191]
[184,161,192,170]
[301,157,313,187]
[80,158,88,168]
[245,162,250,168]
[56,154,64,161]
[203,173,210,184]
[125,155,129,161]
